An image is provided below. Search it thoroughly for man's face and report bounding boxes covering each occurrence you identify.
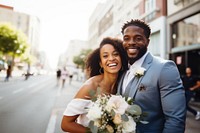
[122,25,149,64]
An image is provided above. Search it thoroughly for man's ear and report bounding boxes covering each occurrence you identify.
[147,38,150,47]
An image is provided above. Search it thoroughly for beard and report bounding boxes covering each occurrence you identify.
[128,46,147,65]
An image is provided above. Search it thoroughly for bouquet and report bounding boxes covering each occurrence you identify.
[85,90,148,133]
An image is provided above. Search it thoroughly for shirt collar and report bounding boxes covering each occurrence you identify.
[129,51,149,70]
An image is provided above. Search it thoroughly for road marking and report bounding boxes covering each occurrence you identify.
[12,88,24,94]
[29,77,53,94]
[29,83,47,94]
[28,82,38,88]
[45,109,58,133]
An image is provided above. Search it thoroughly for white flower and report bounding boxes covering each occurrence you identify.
[134,67,146,77]
[106,125,114,133]
[113,113,122,125]
[105,95,129,114]
[86,103,102,121]
[122,116,136,133]
[86,93,147,133]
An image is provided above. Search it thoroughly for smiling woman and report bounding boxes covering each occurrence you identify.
[60,37,128,133]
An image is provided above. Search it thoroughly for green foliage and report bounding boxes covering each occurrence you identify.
[0,23,28,57]
[73,48,92,69]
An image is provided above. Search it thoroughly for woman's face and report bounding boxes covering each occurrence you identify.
[99,44,122,74]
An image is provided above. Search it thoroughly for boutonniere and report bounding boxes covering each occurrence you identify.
[135,67,146,78]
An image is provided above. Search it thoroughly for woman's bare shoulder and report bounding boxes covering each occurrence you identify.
[74,75,102,99]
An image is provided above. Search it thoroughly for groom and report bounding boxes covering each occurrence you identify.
[118,19,186,133]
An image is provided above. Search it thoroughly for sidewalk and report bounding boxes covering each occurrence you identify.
[185,101,200,133]
[51,79,83,133]
[0,70,24,82]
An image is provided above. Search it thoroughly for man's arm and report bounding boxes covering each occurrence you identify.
[159,61,186,133]
[190,80,200,91]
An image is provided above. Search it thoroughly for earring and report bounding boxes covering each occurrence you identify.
[99,67,104,74]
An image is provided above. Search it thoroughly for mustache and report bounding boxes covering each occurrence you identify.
[126,46,140,50]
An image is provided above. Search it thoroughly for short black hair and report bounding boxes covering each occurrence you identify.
[121,19,151,38]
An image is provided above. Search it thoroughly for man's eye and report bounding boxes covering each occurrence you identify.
[135,37,143,42]
[123,37,129,41]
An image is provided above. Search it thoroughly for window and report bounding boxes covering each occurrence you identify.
[149,31,160,56]
[172,13,200,48]
[145,0,156,12]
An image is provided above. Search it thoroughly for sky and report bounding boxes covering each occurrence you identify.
[0,0,104,69]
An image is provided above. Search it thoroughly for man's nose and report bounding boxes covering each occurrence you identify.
[129,38,136,45]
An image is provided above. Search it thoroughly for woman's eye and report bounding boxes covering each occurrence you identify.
[113,52,119,57]
[103,55,108,58]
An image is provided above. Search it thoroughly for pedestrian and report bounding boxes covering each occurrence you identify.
[61,37,128,133]
[4,65,11,82]
[68,72,73,85]
[182,67,200,120]
[117,19,186,133]
[61,67,68,88]
[56,68,61,86]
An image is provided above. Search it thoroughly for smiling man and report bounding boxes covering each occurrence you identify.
[117,19,186,133]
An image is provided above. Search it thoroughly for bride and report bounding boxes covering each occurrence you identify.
[61,37,128,133]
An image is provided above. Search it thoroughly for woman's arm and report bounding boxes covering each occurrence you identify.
[61,78,96,133]
[61,115,88,133]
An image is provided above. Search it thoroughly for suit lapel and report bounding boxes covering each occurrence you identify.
[129,53,153,98]
[117,72,127,95]
[125,76,138,97]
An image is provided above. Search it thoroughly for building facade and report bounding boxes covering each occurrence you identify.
[88,0,168,59]
[167,0,200,75]
[0,4,40,63]
[88,0,200,76]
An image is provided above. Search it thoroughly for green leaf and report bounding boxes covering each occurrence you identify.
[89,90,97,102]
[88,121,98,133]
[121,114,129,122]
[127,104,142,116]
[111,109,115,117]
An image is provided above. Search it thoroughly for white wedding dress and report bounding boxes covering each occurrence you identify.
[63,98,93,127]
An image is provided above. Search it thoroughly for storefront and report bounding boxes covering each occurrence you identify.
[167,1,200,76]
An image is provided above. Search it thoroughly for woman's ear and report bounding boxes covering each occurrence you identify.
[99,62,102,68]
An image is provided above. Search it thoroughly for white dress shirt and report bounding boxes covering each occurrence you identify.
[122,51,149,94]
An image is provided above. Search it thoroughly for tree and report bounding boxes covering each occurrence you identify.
[0,23,28,66]
[73,48,92,70]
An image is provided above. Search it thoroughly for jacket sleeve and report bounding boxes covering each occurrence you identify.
[159,61,186,133]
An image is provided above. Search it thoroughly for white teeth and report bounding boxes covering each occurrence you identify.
[108,63,117,67]
[128,48,137,53]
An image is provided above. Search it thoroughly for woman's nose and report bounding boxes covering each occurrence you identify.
[108,55,115,60]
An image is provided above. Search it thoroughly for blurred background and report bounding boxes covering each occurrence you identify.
[0,0,200,133]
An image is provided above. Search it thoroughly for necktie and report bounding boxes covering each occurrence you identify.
[126,69,135,87]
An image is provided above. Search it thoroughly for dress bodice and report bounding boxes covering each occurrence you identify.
[63,99,93,127]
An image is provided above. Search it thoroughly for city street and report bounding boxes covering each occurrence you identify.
[0,74,200,133]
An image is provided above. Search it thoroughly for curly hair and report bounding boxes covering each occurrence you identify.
[85,37,128,78]
[121,19,151,38]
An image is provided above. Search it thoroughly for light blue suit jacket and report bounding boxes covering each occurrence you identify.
[117,53,186,133]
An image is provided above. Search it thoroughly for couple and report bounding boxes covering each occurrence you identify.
[61,19,186,133]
